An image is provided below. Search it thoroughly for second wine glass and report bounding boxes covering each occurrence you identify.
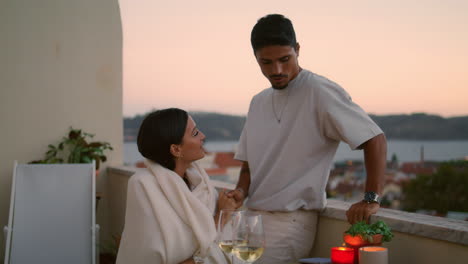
[232,212,265,263]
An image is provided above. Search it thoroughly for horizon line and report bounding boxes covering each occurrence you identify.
[123,109,468,119]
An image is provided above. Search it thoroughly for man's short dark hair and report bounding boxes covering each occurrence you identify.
[137,108,188,170]
[251,14,297,52]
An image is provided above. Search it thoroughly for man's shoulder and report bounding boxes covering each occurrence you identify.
[301,70,350,101]
[302,69,342,90]
[251,87,272,102]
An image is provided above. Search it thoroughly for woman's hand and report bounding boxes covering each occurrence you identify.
[226,188,245,209]
[217,189,238,211]
[214,190,238,231]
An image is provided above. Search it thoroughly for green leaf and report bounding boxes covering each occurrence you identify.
[29,127,113,167]
[345,220,393,243]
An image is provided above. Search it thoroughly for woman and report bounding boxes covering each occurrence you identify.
[116,108,237,264]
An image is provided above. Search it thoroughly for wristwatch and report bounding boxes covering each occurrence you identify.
[363,191,380,204]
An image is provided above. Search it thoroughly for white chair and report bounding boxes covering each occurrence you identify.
[4,161,99,264]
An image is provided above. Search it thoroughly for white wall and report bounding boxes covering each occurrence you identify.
[0,0,123,260]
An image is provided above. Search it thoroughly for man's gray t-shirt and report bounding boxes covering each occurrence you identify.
[235,69,383,211]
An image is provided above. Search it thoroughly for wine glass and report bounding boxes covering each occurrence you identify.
[232,212,265,263]
[217,209,244,263]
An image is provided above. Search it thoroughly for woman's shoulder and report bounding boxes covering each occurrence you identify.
[128,168,158,188]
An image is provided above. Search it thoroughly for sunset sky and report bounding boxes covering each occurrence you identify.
[119,0,468,118]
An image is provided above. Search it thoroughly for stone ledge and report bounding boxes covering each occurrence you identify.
[107,165,139,177]
[107,166,468,246]
[322,199,468,246]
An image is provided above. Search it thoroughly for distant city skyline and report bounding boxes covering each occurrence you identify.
[119,0,468,118]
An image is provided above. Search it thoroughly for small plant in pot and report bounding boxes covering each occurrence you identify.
[344,220,394,247]
[343,220,393,264]
[30,127,113,172]
[342,220,393,264]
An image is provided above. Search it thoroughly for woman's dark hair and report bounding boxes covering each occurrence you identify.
[137,108,188,170]
[251,14,297,52]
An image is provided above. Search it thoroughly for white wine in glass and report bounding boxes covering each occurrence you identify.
[218,240,234,255]
[217,209,244,262]
[232,246,264,262]
[232,212,265,263]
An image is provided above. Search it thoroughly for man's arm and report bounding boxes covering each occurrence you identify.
[227,161,251,207]
[346,133,387,224]
[237,161,251,196]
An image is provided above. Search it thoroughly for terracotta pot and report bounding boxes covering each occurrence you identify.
[343,233,383,247]
[343,233,383,264]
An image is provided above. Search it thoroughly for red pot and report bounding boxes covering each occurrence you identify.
[343,234,382,247]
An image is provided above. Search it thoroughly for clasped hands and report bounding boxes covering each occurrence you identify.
[218,188,244,210]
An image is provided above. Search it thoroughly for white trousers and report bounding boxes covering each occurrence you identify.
[250,209,318,264]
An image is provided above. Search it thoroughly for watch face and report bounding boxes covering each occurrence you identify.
[364,191,378,202]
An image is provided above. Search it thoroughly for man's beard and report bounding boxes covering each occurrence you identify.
[272,84,288,90]
[270,74,289,90]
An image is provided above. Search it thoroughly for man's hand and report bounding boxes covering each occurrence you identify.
[346,201,380,224]
[226,188,245,209]
[217,190,238,211]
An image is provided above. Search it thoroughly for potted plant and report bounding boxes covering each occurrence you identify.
[30,127,113,172]
[344,220,393,246]
[343,220,393,264]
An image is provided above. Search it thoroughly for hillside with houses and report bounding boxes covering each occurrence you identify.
[132,148,468,220]
[124,112,468,141]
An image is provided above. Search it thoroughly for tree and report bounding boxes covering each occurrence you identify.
[401,161,468,215]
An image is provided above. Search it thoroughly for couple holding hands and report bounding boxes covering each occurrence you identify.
[117,14,387,264]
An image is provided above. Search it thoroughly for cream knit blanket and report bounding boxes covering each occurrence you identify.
[116,160,228,264]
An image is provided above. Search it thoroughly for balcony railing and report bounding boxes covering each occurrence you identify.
[107,165,468,264]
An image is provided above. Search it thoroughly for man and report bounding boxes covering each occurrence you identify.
[228,14,387,263]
